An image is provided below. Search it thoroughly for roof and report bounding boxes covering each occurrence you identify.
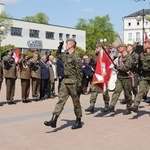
[124,9,150,18]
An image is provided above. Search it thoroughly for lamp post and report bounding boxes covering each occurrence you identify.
[100,38,107,46]
[135,9,150,45]
[0,25,5,60]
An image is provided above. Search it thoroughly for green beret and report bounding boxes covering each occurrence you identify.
[118,43,127,48]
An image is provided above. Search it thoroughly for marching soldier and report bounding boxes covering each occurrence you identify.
[0,60,3,106]
[3,49,17,105]
[44,38,83,130]
[84,43,110,113]
[30,51,41,101]
[130,39,150,113]
[18,53,31,103]
[106,44,134,115]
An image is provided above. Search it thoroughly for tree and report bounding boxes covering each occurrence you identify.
[76,15,116,52]
[0,11,12,41]
[22,12,49,24]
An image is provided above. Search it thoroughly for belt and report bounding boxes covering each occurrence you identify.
[64,75,76,78]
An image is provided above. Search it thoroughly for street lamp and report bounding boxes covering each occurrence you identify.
[100,38,107,46]
[0,25,5,60]
[135,9,150,45]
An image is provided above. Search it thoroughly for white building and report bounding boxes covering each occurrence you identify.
[0,3,86,53]
[123,9,150,45]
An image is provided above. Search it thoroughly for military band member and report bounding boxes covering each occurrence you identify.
[3,49,17,105]
[30,51,41,101]
[130,39,150,113]
[18,53,31,103]
[0,61,3,106]
[44,38,83,130]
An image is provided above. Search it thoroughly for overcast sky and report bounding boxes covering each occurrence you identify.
[1,0,149,39]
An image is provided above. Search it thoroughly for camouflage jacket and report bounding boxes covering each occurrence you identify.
[117,53,133,78]
[63,51,83,86]
[139,52,150,80]
[130,51,139,74]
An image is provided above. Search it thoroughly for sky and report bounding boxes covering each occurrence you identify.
[1,0,150,39]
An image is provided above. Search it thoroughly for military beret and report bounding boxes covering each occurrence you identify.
[66,38,77,44]
[118,43,127,48]
[144,39,150,44]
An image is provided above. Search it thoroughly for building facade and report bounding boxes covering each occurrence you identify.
[123,9,150,45]
[0,3,86,53]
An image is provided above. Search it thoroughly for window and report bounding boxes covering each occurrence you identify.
[59,33,63,40]
[128,22,131,26]
[11,27,22,36]
[66,34,70,40]
[46,31,54,39]
[136,32,140,42]
[128,33,132,41]
[72,35,76,40]
[29,29,39,38]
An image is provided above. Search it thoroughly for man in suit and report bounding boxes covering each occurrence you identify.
[39,55,50,100]
[3,49,17,105]
[30,51,41,101]
[18,53,31,103]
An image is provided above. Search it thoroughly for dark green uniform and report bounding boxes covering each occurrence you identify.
[134,52,150,106]
[53,51,83,118]
[3,55,17,103]
[18,58,31,102]
[30,57,41,100]
[0,62,3,93]
[110,53,133,110]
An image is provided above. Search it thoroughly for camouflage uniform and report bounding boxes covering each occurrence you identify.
[110,53,133,110]
[53,51,83,118]
[133,52,150,107]
[130,51,139,97]
[85,52,110,111]
[0,62,3,93]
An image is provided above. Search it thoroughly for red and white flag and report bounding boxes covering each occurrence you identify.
[93,49,113,93]
[144,31,148,41]
[13,49,20,63]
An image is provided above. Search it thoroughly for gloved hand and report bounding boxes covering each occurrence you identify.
[76,86,82,97]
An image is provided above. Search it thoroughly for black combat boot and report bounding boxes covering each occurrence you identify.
[44,114,58,128]
[101,107,110,113]
[71,118,82,130]
[123,109,132,115]
[130,105,138,113]
[105,106,115,112]
[85,106,94,112]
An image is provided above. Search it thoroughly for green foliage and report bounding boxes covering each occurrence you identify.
[76,15,116,51]
[1,44,16,58]
[22,12,49,24]
[76,46,85,57]
[0,11,12,41]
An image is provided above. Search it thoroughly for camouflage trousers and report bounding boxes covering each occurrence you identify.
[134,78,150,106]
[110,77,133,109]
[132,73,139,96]
[53,81,82,118]
[89,84,110,107]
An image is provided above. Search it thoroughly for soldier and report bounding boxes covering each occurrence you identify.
[44,38,83,130]
[84,43,110,113]
[0,60,3,106]
[106,44,134,115]
[130,39,150,113]
[120,44,139,104]
[3,49,17,105]
[18,53,31,103]
[30,51,41,101]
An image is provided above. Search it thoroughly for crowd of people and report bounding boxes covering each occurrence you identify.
[0,38,149,130]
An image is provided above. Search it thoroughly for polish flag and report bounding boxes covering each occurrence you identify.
[93,49,113,93]
[13,49,20,63]
[144,31,148,41]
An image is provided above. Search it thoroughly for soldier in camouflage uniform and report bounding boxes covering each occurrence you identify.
[130,39,150,113]
[120,44,139,104]
[0,61,3,106]
[44,38,83,130]
[106,44,134,115]
[85,43,110,113]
